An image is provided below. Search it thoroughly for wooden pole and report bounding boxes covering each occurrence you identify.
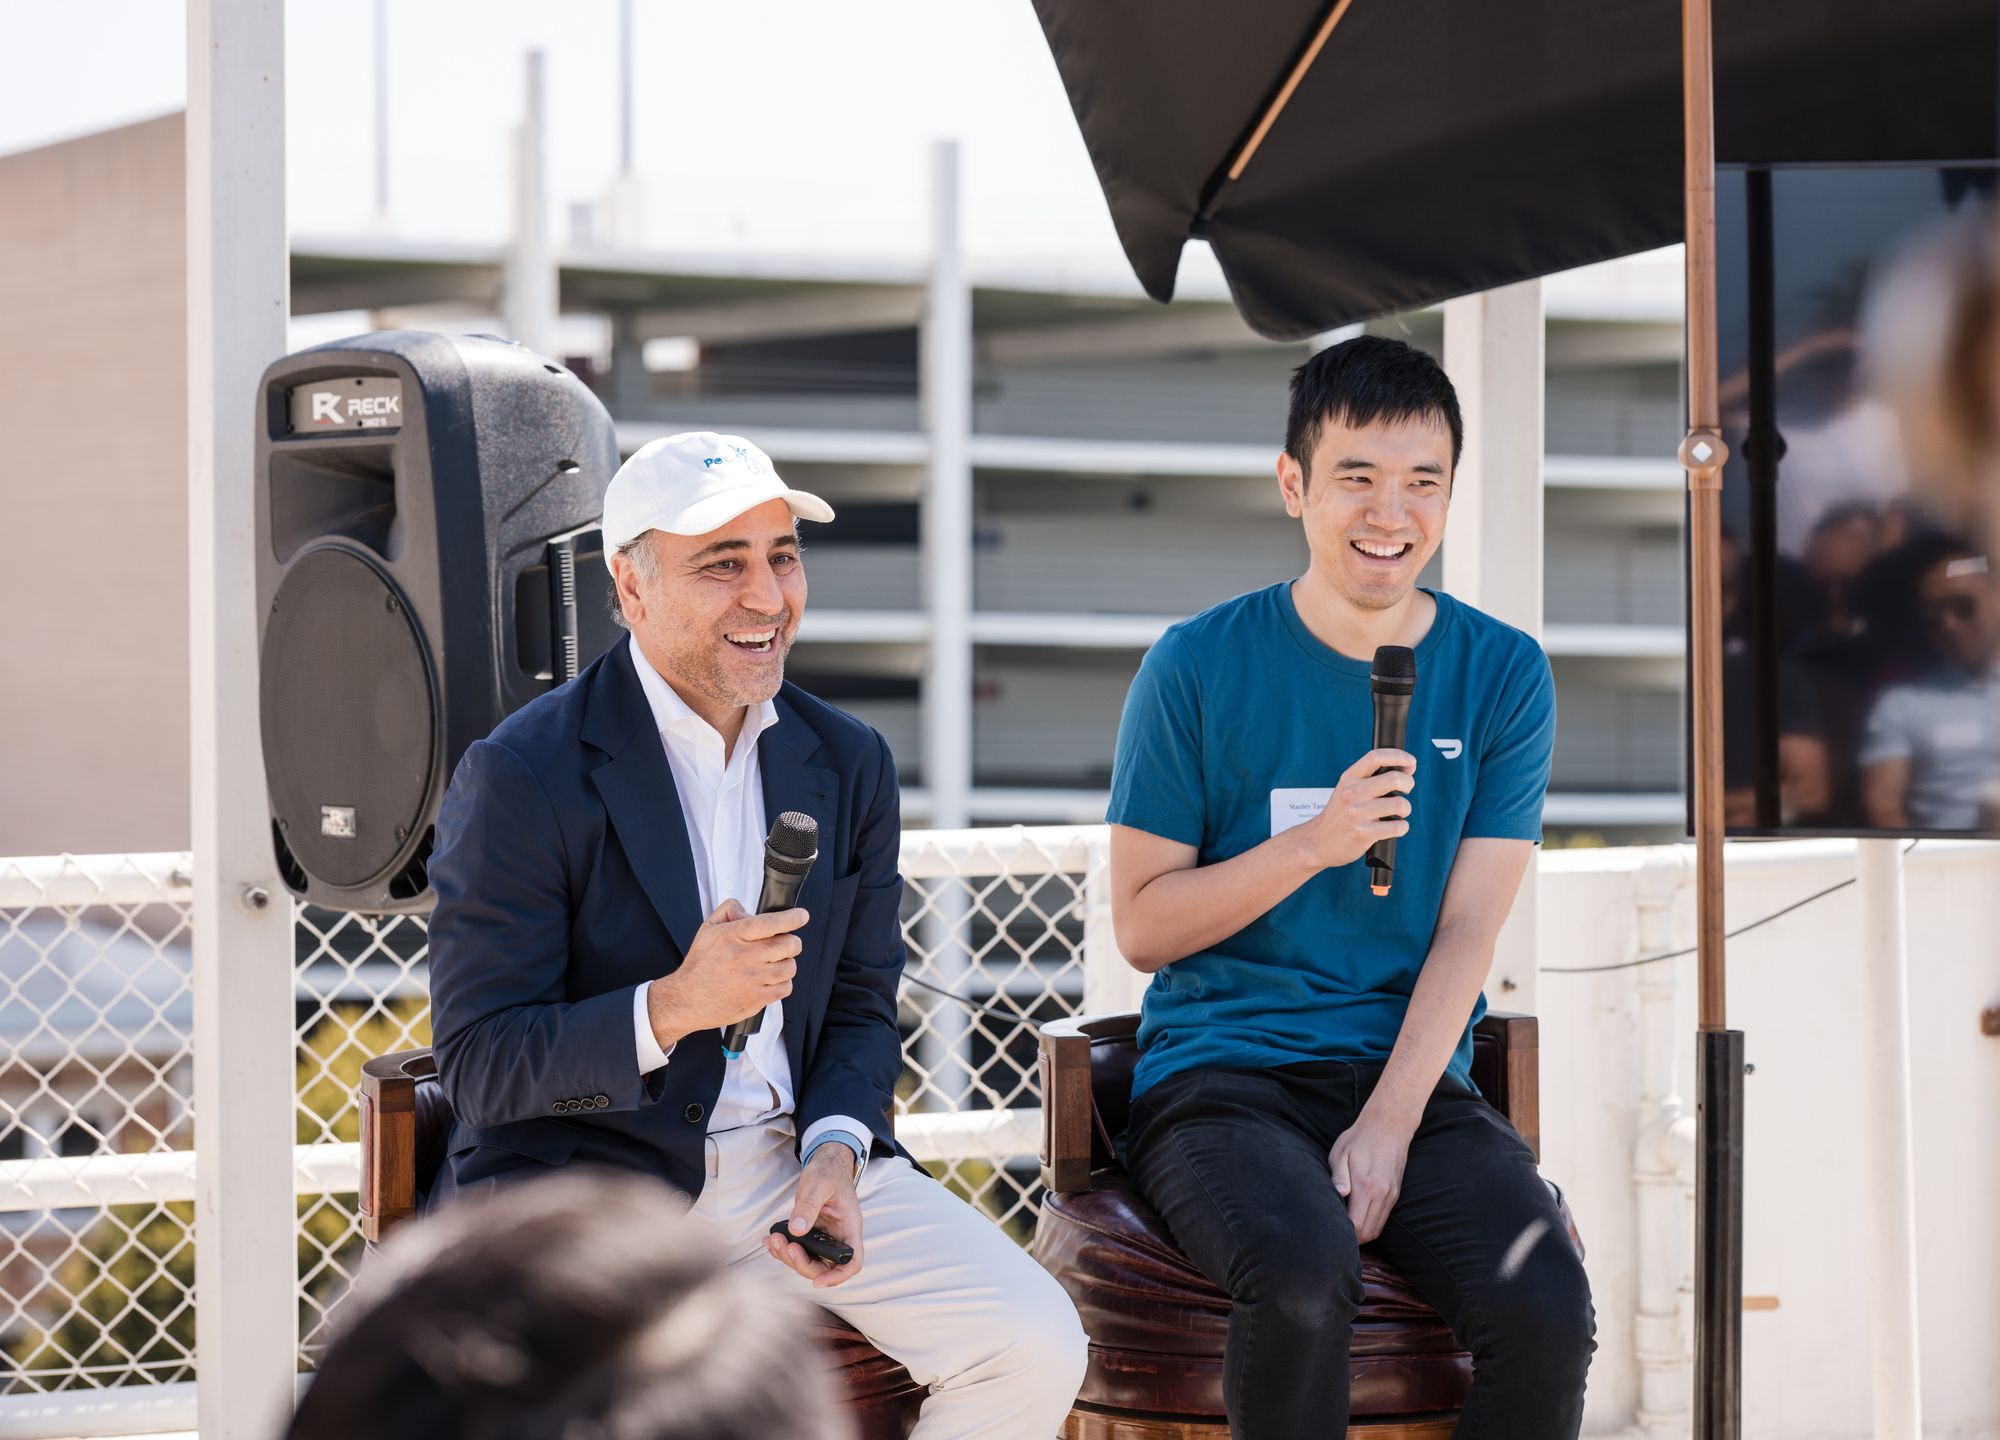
[1225,0,1358,182]
[1682,3,1743,1437]
[1681,0,1727,1030]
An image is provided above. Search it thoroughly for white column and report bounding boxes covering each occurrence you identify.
[917,142,974,1104]
[1856,838,1923,1439]
[920,139,973,831]
[370,0,390,226]
[505,50,557,358]
[605,0,646,247]
[1442,281,1545,1013]
[186,3,299,1435]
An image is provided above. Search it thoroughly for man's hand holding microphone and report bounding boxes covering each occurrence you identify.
[642,899,805,1050]
[1288,747,1416,871]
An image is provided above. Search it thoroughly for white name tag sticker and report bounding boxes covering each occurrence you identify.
[1271,787,1334,837]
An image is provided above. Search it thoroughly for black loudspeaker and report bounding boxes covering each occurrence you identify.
[255,331,622,912]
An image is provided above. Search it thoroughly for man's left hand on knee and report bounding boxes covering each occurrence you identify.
[1329,1109,1417,1244]
[766,1144,865,1288]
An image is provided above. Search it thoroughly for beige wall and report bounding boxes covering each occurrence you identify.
[0,115,189,854]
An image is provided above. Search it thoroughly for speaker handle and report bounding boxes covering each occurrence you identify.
[546,535,581,686]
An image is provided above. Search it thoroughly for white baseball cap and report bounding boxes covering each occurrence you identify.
[602,431,834,569]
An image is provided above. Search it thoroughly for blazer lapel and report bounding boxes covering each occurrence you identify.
[584,637,704,958]
[759,691,837,1082]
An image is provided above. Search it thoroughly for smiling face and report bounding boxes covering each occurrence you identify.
[610,497,806,727]
[1278,412,1453,613]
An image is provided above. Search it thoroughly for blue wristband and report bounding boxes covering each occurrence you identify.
[803,1129,868,1175]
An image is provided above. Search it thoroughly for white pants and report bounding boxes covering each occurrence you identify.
[690,1119,1088,1440]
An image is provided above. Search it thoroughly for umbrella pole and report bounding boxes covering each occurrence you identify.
[1680,1,1743,1437]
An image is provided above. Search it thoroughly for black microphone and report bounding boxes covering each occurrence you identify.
[721,811,819,1059]
[1365,646,1417,897]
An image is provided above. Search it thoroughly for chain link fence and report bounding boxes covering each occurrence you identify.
[0,855,196,1395]
[0,829,1106,1397]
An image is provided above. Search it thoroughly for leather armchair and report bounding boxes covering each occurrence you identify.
[358,1048,925,1439]
[1031,1011,1561,1440]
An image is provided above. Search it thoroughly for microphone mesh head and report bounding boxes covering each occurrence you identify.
[1371,645,1417,687]
[767,812,819,861]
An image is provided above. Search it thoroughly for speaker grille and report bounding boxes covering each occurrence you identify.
[261,548,438,892]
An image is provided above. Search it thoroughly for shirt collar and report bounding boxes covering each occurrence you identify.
[628,639,778,750]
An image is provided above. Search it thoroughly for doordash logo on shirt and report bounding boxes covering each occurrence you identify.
[1431,738,1464,760]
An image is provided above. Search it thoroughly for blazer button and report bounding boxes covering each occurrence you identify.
[593,1094,611,1108]
[683,1103,705,1124]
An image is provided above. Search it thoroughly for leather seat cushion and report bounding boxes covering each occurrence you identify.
[1033,1172,1472,1418]
[812,1312,925,1438]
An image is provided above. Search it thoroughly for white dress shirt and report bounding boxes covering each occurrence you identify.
[626,643,866,1165]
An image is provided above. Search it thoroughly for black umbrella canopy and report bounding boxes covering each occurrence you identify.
[1034,0,2000,340]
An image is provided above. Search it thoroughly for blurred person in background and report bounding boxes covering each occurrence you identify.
[1861,539,1998,830]
[286,1170,852,1440]
[1800,500,1884,647]
[1861,201,2000,830]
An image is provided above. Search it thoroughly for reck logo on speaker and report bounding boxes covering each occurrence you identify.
[321,806,357,839]
[308,391,401,427]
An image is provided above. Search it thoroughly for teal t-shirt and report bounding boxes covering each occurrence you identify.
[1107,583,1556,1099]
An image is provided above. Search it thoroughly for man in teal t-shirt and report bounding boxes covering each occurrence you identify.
[1107,337,1592,1439]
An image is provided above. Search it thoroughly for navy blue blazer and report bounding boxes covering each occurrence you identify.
[424,633,910,1208]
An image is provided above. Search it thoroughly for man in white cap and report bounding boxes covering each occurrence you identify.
[425,432,1087,1437]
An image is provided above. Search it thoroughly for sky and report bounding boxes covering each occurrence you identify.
[0,1,1149,278]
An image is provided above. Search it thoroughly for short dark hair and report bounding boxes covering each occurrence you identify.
[288,1170,850,1440]
[1284,335,1463,475]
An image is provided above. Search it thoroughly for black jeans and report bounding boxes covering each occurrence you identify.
[1125,1061,1594,1440]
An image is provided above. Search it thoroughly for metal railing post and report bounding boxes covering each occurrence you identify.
[186,1,299,1433]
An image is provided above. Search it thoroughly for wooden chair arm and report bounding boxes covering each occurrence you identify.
[1039,1017,1095,1194]
[358,1047,436,1243]
[1475,1011,1540,1160]
[1039,1012,1140,1194]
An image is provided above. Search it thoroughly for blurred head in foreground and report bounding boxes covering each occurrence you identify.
[287,1170,851,1440]
[1862,203,2000,564]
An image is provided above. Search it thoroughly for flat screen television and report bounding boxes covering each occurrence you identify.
[1712,162,1999,838]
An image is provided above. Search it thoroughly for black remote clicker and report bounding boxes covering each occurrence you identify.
[769,1221,854,1267]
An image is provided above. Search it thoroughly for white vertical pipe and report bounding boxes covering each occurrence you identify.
[921,139,972,832]
[1856,838,1923,1439]
[1629,862,1695,1440]
[185,2,299,1435]
[505,50,557,357]
[371,0,389,223]
[618,0,635,178]
[919,142,973,1104]
[1442,280,1545,1015]
[604,0,645,247]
